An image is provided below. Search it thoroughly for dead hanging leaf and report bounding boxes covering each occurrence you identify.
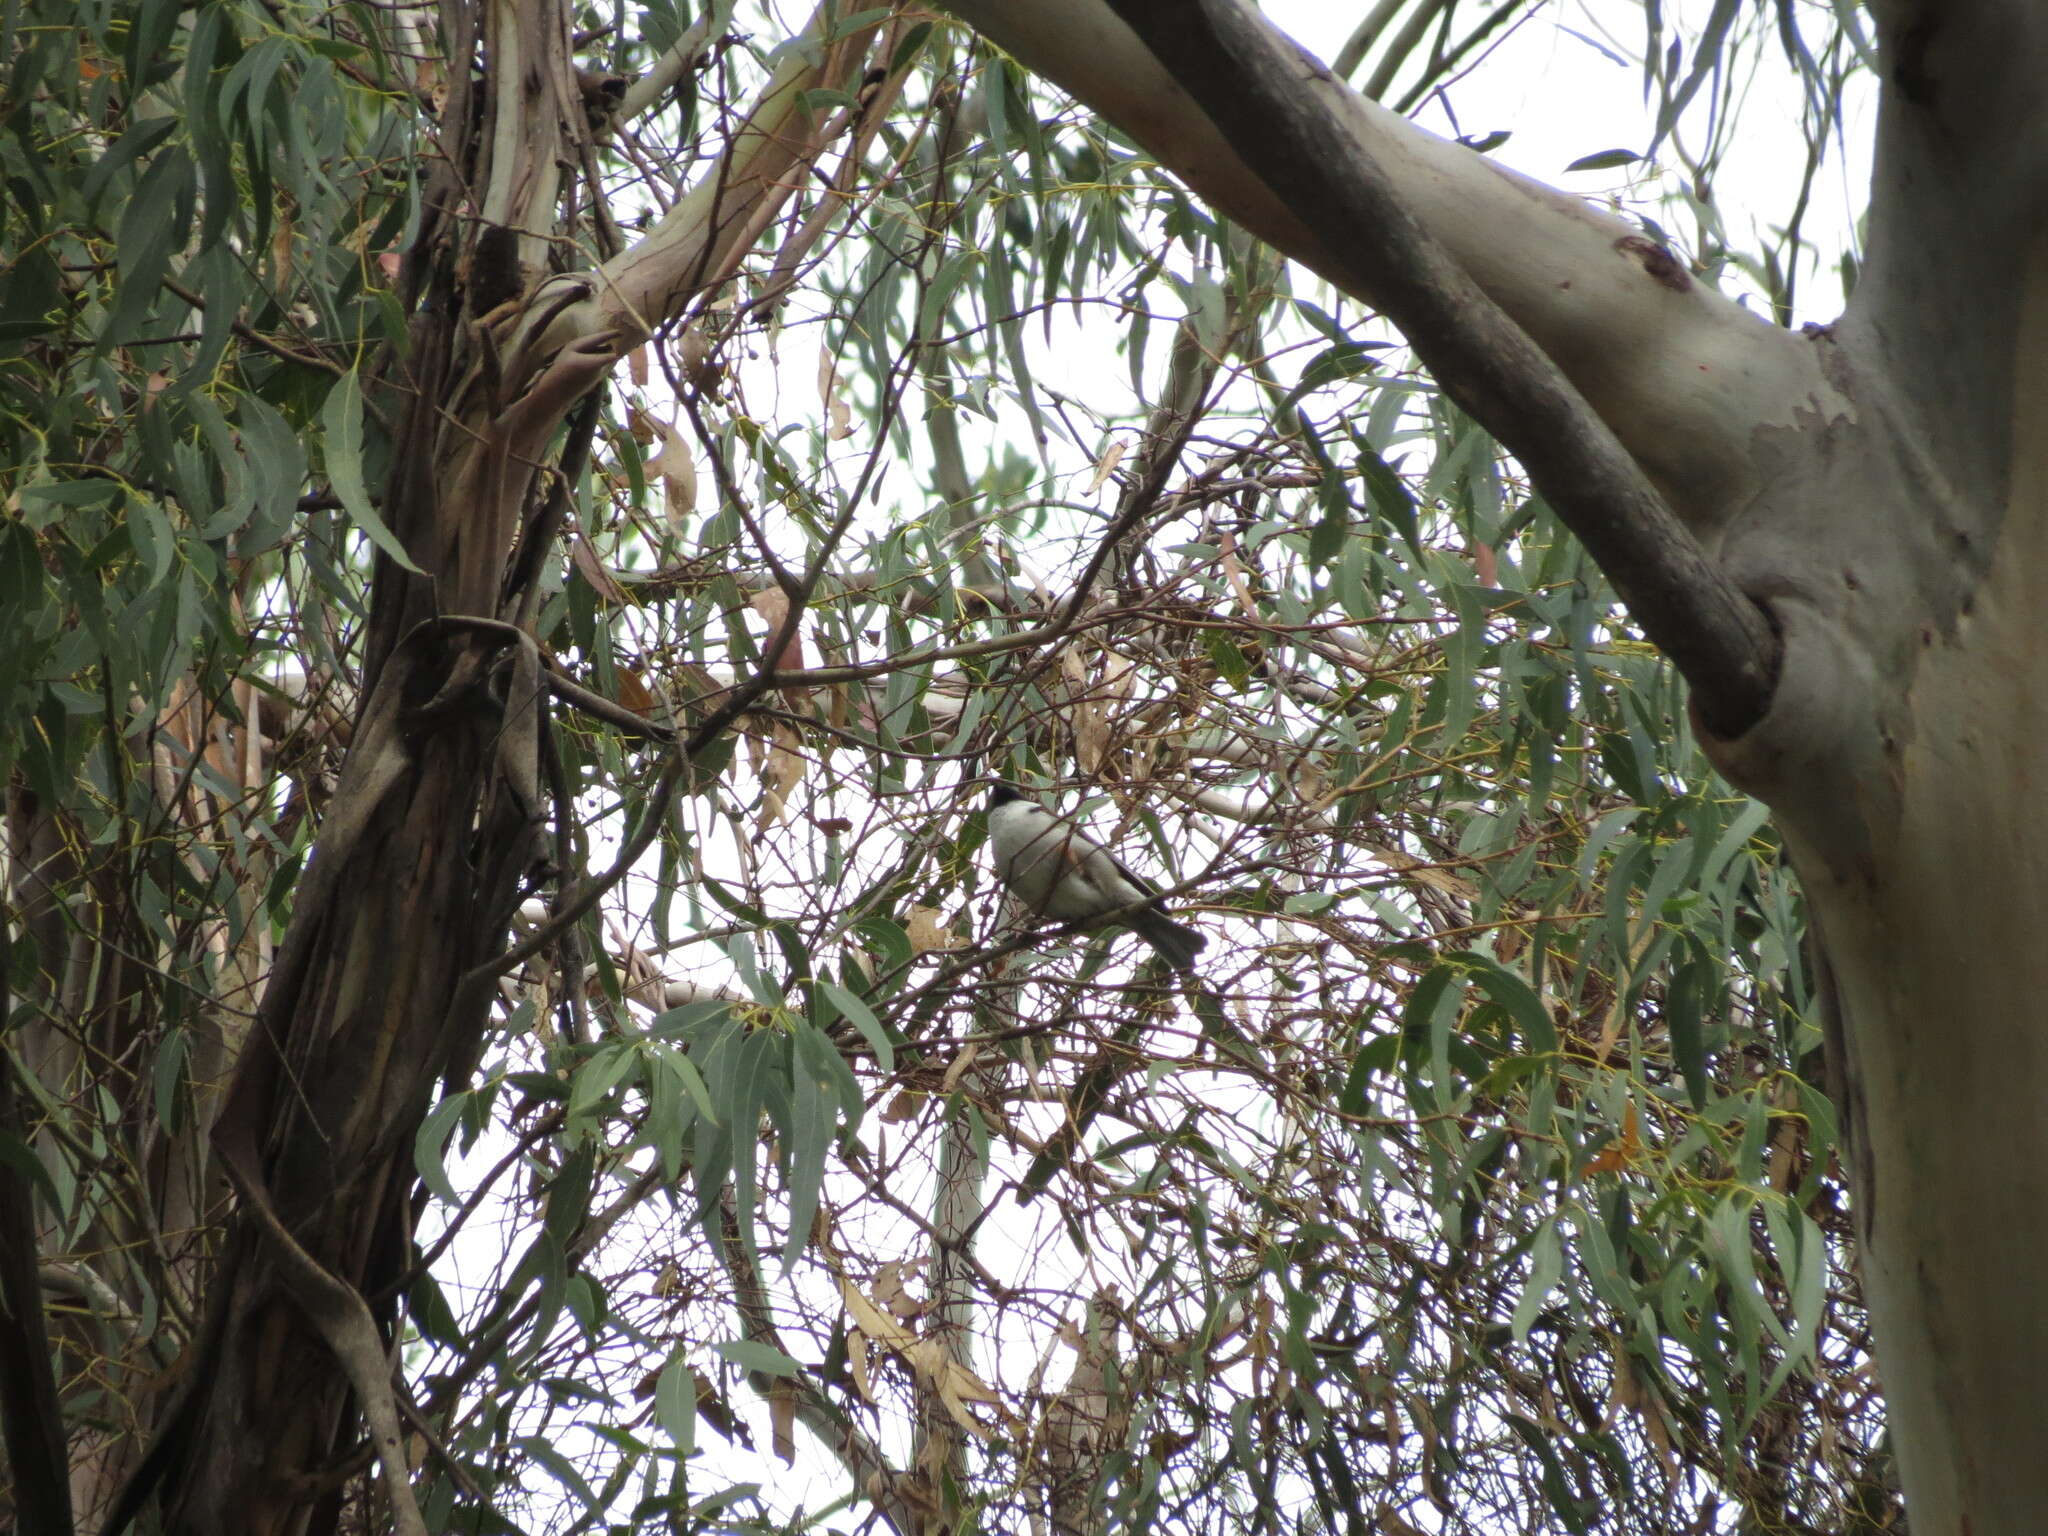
[625,402,657,444]
[749,588,808,669]
[1639,1380,1681,1489]
[881,1088,923,1123]
[926,1351,1005,1438]
[1605,1335,1642,1423]
[816,640,854,730]
[840,1276,1008,1441]
[679,319,718,394]
[1086,437,1128,495]
[874,1258,928,1320]
[692,1370,751,1448]
[1580,1099,1643,1177]
[1074,645,1135,775]
[570,536,628,605]
[1101,646,1135,710]
[648,414,696,532]
[817,346,853,440]
[1769,1109,1806,1194]
[915,1430,954,1490]
[627,345,650,388]
[1220,528,1261,621]
[848,1328,874,1403]
[755,720,805,835]
[887,1470,945,1523]
[272,216,295,287]
[751,588,811,713]
[1061,646,1108,773]
[906,906,959,953]
[841,1275,913,1347]
[769,1381,797,1465]
[615,664,656,717]
[1598,919,1657,1059]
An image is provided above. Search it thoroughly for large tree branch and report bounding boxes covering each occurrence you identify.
[535,1,899,357]
[616,2,729,125]
[1076,0,1778,735]
[937,0,1832,532]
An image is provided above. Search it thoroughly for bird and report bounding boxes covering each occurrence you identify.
[984,782,1207,971]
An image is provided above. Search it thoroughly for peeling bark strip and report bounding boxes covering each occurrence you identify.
[1095,0,1778,736]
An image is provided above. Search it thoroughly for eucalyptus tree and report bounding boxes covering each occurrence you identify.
[0,2,1925,1534]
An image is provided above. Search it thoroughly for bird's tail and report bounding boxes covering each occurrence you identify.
[1129,908,1206,972]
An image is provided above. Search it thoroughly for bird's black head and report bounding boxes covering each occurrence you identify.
[987,782,1024,808]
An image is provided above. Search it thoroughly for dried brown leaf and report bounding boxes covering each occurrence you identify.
[906,905,959,954]
[1085,437,1128,494]
[571,536,628,605]
[615,664,656,717]
[648,415,696,530]
[755,721,805,834]
[769,1382,796,1465]
[817,346,852,440]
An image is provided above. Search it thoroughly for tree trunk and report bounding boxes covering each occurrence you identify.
[1705,9,2048,1526]
[159,643,541,1532]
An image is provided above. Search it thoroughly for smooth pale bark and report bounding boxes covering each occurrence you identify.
[1715,8,2048,1526]
[942,0,2048,1530]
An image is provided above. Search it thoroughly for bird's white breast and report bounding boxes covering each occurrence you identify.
[989,802,1087,917]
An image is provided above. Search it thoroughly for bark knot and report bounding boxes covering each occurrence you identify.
[1613,235,1692,293]
[1892,17,1939,108]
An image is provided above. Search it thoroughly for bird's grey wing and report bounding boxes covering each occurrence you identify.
[1077,840,1159,903]
[1107,848,1161,899]
[1010,806,1165,916]
[1050,832,1131,918]
[1005,813,1108,915]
